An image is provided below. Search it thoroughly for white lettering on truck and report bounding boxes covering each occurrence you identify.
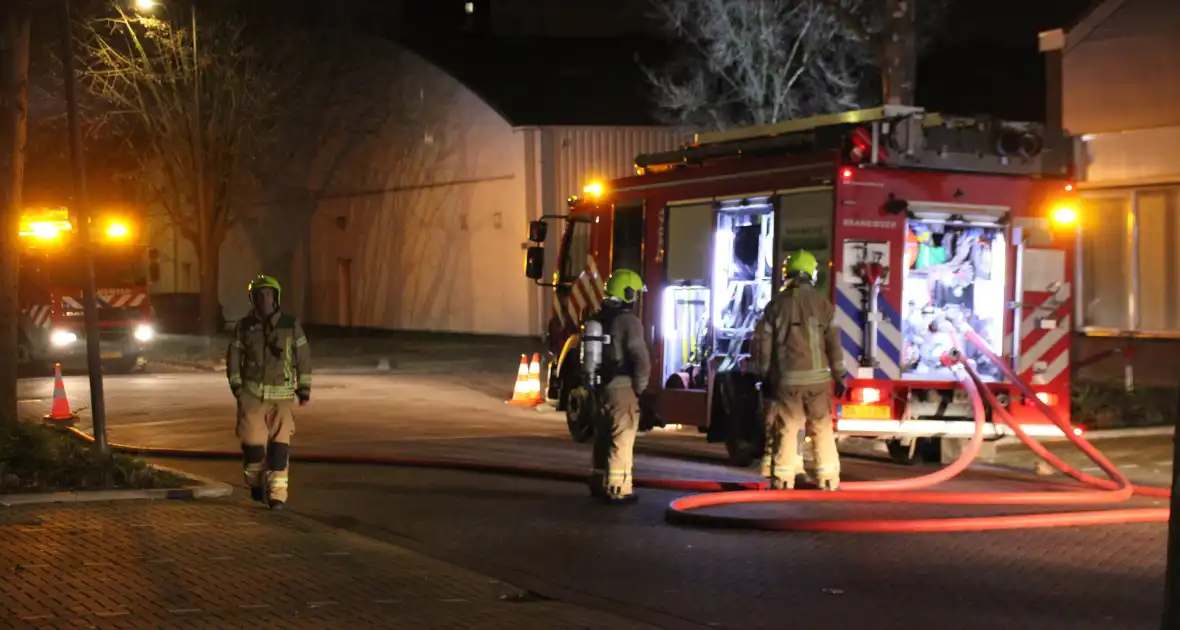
[842,218,899,230]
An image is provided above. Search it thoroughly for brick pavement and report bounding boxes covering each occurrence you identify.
[0,500,658,629]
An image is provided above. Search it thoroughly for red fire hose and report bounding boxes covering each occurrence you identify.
[63,328,1170,533]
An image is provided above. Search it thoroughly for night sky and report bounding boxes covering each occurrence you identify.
[919,0,1097,120]
[21,0,1103,207]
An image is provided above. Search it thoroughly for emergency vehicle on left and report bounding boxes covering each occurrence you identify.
[18,207,157,374]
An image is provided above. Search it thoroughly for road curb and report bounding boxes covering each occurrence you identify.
[0,464,233,507]
[145,358,223,372]
[968,461,1172,491]
[995,425,1173,447]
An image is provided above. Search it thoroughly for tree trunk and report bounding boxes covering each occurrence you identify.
[197,237,221,339]
[0,5,30,426]
[882,0,918,106]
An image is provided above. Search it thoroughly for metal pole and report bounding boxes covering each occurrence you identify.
[1126,192,1140,392]
[59,0,106,452]
[190,2,206,331]
[1011,227,1024,373]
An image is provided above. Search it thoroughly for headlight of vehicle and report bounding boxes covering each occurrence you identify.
[134,324,155,342]
[50,329,78,346]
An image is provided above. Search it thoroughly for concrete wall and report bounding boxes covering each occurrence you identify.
[146,43,687,336]
[281,51,529,336]
[1063,0,1180,134]
[1056,0,1180,336]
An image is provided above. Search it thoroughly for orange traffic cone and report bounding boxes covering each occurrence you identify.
[526,353,544,404]
[43,363,79,428]
[506,354,535,406]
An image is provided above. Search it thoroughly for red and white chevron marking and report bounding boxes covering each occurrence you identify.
[61,290,148,310]
[21,305,52,329]
[552,254,604,327]
[1001,283,1072,386]
[99,290,148,308]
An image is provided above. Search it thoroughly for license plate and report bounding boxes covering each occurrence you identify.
[101,350,123,359]
[839,404,892,419]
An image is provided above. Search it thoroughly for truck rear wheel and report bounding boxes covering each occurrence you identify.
[565,386,595,443]
[886,438,937,465]
[712,372,764,468]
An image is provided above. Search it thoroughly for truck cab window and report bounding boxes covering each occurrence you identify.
[559,220,592,283]
[611,203,643,274]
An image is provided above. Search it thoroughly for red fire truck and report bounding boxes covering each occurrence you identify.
[18,207,157,374]
[525,106,1079,465]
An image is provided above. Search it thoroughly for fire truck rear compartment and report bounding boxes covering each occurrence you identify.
[900,217,1007,383]
[661,199,774,390]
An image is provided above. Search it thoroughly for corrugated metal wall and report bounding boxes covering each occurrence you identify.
[546,126,691,217]
[527,126,690,336]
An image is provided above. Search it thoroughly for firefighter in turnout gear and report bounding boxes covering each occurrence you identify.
[586,269,651,504]
[226,275,312,510]
[752,250,846,490]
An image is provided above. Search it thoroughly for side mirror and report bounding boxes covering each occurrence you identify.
[149,262,160,283]
[525,245,545,280]
[528,220,548,243]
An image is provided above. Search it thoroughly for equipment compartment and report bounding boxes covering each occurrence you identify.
[712,201,775,374]
[901,218,1006,381]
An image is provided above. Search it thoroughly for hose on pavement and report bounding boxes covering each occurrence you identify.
[62,329,1171,533]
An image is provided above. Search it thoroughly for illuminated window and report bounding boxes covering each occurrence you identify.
[464,2,474,14]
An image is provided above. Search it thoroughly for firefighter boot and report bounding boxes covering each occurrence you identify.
[601,385,640,504]
[242,444,267,504]
[266,442,291,510]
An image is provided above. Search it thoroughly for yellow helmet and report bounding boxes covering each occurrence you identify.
[783,249,818,281]
[604,269,645,304]
[248,274,282,307]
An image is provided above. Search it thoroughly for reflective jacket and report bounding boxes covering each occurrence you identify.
[752,283,844,397]
[226,311,312,401]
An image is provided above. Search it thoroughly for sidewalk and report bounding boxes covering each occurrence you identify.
[0,499,656,629]
[991,433,1174,487]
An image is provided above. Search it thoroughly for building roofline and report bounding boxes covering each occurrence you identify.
[1062,0,1131,52]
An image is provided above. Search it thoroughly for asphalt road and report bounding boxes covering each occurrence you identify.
[14,368,1173,630]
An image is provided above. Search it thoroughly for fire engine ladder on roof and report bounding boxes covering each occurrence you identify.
[692,105,925,145]
[634,105,1071,178]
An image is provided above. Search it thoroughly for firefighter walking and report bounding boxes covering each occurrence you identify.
[752,250,846,490]
[587,269,651,504]
[226,275,312,510]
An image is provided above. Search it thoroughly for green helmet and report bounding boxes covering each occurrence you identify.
[248,274,282,307]
[604,269,645,304]
[784,249,819,281]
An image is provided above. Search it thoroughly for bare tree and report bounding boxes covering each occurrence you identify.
[645,0,950,129]
[78,4,302,336]
[0,2,30,425]
[644,0,868,129]
[820,0,943,106]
